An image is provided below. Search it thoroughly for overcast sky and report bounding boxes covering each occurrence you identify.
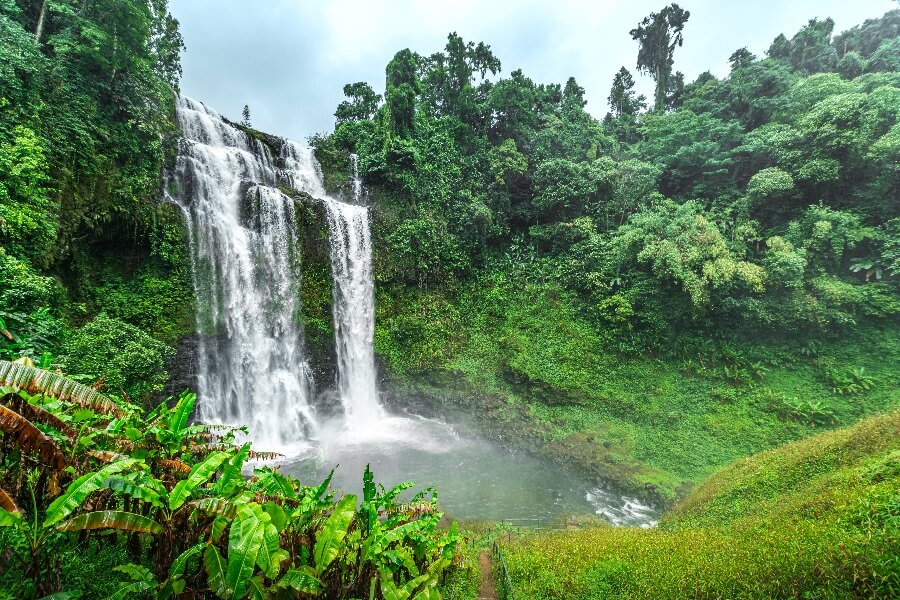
[170,0,896,141]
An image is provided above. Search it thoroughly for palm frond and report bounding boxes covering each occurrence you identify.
[1,394,79,438]
[0,360,124,417]
[0,486,20,513]
[0,404,67,470]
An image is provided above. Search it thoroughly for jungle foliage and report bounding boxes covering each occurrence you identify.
[0,359,458,599]
[323,7,899,347]
[0,0,193,383]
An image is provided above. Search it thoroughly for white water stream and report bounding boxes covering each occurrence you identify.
[172,97,319,451]
[323,156,385,434]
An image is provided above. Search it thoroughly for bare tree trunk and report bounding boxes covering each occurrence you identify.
[655,65,664,111]
[34,0,48,45]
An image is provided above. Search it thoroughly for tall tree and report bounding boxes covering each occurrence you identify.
[563,76,587,109]
[729,47,757,71]
[385,49,420,137]
[630,3,690,111]
[607,67,645,117]
[334,82,381,125]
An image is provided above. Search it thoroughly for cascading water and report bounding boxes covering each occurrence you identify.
[323,156,385,432]
[172,96,320,451]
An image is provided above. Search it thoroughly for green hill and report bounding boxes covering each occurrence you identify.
[500,410,900,598]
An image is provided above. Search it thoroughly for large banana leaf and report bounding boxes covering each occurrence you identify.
[275,567,322,594]
[0,360,123,417]
[101,475,164,508]
[226,503,269,599]
[0,404,67,470]
[212,443,250,497]
[57,510,163,534]
[2,394,78,438]
[204,545,230,599]
[166,391,196,434]
[255,518,288,579]
[168,451,229,510]
[188,496,237,519]
[44,458,140,527]
[246,576,266,600]
[313,494,357,573]
[169,543,204,581]
[0,486,19,513]
[105,581,155,600]
[252,468,298,500]
[113,563,155,582]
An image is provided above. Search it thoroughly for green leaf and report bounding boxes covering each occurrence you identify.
[276,567,322,594]
[169,543,204,581]
[226,503,268,599]
[0,507,23,527]
[56,511,163,535]
[214,443,251,497]
[106,580,155,600]
[246,576,266,600]
[380,572,407,600]
[189,497,236,519]
[255,520,288,579]
[312,468,335,500]
[262,501,287,531]
[211,515,230,542]
[101,475,163,508]
[168,451,229,510]
[167,391,196,434]
[313,494,357,572]
[37,593,82,600]
[204,545,230,599]
[45,459,140,527]
[112,563,155,582]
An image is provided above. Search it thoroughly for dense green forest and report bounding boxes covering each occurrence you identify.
[312,6,900,502]
[0,0,898,597]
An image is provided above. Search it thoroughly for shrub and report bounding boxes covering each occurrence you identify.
[62,314,173,400]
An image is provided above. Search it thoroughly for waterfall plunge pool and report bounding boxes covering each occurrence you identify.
[274,413,658,528]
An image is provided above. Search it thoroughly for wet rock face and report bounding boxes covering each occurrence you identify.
[160,332,200,404]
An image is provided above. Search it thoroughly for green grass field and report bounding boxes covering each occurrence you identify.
[499,410,899,599]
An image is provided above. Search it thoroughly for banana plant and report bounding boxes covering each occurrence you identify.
[0,359,127,418]
[105,543,206,600]
[0,459,155,597]
[204,501,295,599]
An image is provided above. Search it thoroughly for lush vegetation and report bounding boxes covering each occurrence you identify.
[0,359,458,598]
[0,0,192,390]
[309,6,900,503]
[1,0,899,597]
[499,410,900,598]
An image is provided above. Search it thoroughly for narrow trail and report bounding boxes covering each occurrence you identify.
[478,552,499,600]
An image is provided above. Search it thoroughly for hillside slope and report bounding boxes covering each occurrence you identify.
[500,410,900,598]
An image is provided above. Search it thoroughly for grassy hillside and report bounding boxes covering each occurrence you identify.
[499,410,900,598]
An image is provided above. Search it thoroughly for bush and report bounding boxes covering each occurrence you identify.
[62,314,173,400]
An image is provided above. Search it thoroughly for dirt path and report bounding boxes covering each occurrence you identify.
[478,551,499,600]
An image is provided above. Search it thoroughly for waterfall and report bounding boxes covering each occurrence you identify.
[172,96,320,450]
[323,155,385,432]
